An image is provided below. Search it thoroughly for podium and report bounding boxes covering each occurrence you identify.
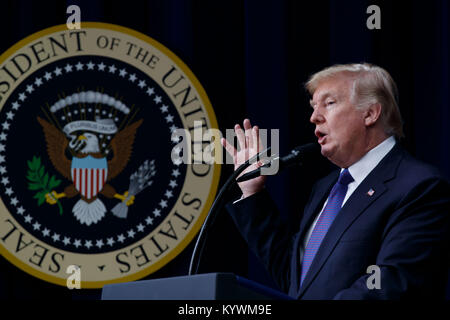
[101,273,293,300]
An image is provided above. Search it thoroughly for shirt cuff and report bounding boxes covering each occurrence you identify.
[232,194,245,204]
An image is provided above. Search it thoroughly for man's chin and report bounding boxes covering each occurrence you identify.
[320,145,331,157]
[320,145,338,163]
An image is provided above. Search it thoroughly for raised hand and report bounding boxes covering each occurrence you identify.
[221,119,267,198]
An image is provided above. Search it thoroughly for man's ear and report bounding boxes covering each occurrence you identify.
[364,103,382,126]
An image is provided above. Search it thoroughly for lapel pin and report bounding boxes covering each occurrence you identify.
[367,188,375,196]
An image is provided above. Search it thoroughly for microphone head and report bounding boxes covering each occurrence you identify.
[292,142,321,156]
[284,142,321,166]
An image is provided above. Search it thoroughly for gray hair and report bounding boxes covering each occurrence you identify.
[305,63,404,138]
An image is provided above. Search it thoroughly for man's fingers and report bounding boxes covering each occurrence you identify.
[222,120,261,168]
[244,119,253,149]
[221,138,237,158]
[252,126,260,151]
[235,124,246,151]
[243,119,252,130]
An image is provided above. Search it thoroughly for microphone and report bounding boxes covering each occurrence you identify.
[236,143,321,183]
[188,147,271,275]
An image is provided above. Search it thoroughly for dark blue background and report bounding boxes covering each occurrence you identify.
[0,0,449,299]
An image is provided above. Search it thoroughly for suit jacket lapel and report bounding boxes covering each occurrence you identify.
[297,144,404,298]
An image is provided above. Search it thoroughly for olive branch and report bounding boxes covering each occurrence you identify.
[26,156,63,215]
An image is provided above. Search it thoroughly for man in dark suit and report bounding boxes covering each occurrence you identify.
[221,63,450,299]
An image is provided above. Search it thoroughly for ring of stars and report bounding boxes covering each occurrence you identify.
[0,58,184,251]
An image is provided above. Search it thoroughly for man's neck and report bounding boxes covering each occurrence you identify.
[342,131,391,168]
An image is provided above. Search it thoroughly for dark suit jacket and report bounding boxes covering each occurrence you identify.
[227,144,450,299]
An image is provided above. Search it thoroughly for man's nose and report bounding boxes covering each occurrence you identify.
[310,107,324,124]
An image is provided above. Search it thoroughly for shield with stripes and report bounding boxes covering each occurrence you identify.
[71,156,108,200]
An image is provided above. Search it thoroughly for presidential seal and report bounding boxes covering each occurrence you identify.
[0,23,220,288]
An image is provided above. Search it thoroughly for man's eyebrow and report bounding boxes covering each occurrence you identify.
[310,93,334,107]
[319,93,333,100]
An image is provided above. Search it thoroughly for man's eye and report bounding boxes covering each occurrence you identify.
[326,101,335,106]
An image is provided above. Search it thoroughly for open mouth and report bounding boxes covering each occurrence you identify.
[315,130,327,144]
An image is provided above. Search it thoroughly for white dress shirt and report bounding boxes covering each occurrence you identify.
[299,136,396,263]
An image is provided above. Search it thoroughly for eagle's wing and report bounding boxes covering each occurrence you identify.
[107,119,143,181]
[37,117,71,180]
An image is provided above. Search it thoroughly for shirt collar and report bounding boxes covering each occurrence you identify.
[344,136,396,186]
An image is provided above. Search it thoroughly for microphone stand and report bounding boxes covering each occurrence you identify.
[188,147,272,275]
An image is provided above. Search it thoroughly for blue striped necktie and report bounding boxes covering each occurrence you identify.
[300,168,354,286]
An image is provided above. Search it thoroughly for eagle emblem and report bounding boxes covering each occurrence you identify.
[36,91,145,226]
[0,24,218,287]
